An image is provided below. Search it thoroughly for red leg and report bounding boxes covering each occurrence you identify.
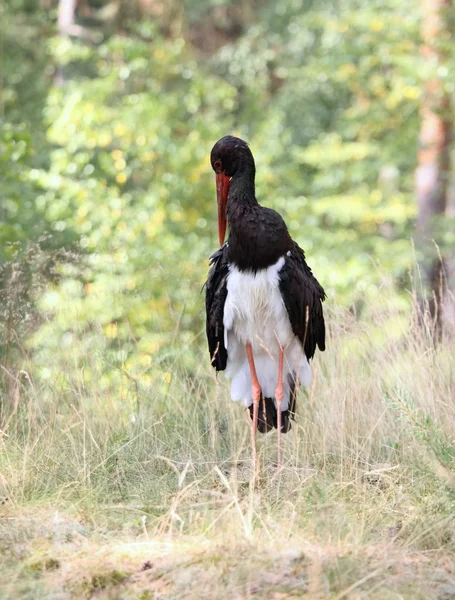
[246,342,261,473]
[275,346,284,470]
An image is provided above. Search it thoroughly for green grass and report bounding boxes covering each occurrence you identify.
[1,295,455,598]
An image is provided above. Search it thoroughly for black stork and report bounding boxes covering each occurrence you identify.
[205,135,326,470]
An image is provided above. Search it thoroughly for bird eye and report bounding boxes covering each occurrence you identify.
[213,159,222,172]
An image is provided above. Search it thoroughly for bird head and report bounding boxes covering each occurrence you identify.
[210,135,255,246]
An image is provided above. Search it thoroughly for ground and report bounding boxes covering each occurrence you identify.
[1,302,455,598]
[2,479,455,599]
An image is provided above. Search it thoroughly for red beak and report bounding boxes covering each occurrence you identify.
[216,171,230,246]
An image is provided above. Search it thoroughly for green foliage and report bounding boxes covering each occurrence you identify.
[0,122,36,256]
[29,31,239,389]
[0,0,453,390]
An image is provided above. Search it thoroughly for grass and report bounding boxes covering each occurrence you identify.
[1,293,455,598]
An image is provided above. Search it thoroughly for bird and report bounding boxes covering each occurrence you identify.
[205,135,326,471]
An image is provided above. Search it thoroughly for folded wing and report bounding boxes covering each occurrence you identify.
[278,242,326,361]
[205,244,229,371]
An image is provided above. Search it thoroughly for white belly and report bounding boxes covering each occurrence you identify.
[223,257,312,411]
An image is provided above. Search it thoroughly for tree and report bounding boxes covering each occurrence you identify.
[415,0,453,334]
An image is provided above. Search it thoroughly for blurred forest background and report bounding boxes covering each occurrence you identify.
[2,2,455,596]
[1,0,454,405]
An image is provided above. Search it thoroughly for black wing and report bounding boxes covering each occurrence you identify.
[279,242,326,360]
[204,244,229,371]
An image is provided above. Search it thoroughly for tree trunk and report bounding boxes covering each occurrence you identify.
[58,0,78,34]
[55,0,78,85]
[415,0,453,336]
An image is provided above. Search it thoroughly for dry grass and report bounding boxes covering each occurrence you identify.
[1,294,455,598]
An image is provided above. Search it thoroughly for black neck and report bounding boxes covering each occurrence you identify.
[226,165,257,222]
[226,167,292,272]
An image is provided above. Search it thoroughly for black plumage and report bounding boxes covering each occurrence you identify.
[205,244,229,372]
[278,243,326,361]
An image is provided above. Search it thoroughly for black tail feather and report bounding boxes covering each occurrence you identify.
[248,376,297,434]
